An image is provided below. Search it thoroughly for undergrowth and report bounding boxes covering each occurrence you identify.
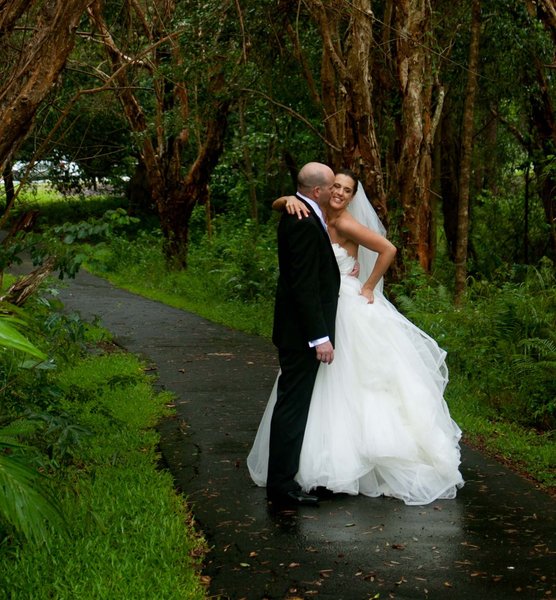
[0,290,207,598]
[1,352,207,599]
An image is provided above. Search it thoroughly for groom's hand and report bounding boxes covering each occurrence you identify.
[315,340,334,364]
[349,260,360,278]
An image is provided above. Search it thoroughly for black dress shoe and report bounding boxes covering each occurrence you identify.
[287,490,319,505]
[311,486,335,499]
[268,489,319,506]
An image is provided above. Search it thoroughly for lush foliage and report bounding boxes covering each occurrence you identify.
[1,351,207,599]
[393,258,556,430]
[2,190,137,282]
[85,205,277,337]
[392,261,555,487]
[11,187,125,226]
[0,281,206,597]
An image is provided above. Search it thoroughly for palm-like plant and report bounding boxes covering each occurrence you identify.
[0,312,65,542]
[0,436,65,542]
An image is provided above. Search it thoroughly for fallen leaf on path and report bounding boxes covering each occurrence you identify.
[391,544,405,550]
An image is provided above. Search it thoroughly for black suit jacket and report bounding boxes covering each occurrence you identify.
[272,197,341,351]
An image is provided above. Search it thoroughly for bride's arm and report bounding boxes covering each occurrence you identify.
[337,215,396,303]
[272,196,310,219]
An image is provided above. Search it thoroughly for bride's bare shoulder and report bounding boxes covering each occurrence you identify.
[335,210,359,231]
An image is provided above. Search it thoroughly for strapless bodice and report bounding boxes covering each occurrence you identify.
[332,243,357,276]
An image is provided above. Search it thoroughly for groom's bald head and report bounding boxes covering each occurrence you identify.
[297,162,335,203]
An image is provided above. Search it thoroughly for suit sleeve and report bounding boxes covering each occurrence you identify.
[284,217,330,342]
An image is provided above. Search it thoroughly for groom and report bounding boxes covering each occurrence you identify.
[267,162,341,506]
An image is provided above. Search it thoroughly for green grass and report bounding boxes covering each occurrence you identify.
[447,376,555,489]
[9,185,125,227]
[104,269,274,338]
[0,351,207,599]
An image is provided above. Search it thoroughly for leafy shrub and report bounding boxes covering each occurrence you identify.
[394,258,556,429]
[0,293,112,542]
[190,214,278,302]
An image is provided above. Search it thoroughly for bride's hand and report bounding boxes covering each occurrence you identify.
[272,196,310,219]
[360,287,375,304]
[285,197,310,219]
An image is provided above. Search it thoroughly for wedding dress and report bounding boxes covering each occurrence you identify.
[247,188,464,505]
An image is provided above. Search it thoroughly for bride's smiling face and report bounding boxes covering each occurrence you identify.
[329,174,356,210]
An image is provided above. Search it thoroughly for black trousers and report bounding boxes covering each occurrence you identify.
[267,345,320,495]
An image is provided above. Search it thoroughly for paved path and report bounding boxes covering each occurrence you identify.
[56,270,554,600]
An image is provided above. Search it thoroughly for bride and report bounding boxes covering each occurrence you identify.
[248,169,464,505]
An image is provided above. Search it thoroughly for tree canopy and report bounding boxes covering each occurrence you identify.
[0,0,554,287]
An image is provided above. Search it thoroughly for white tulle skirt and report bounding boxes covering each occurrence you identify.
[248,274,464,506]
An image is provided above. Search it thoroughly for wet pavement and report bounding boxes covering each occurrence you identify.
[53,270,555,599]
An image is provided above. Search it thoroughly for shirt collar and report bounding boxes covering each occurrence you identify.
[297,192,326,227]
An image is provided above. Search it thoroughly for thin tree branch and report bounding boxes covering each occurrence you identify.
[242,87,342,152]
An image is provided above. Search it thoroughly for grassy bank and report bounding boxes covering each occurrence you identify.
[0,329,207,598]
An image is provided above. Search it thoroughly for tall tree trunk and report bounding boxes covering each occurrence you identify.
[238,98,258,223]
[393,0,437,271]
[88,0,233,268]
[340,0,386,215]
[0,0,91,172]
[2,160,14,214]
[454,0,481,304]
[530,61,556,255]
[297,0,388,219]
[156,100,230,268]
[439,105,461,262]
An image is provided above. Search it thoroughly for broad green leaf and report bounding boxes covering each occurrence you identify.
[0,319,46,360]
